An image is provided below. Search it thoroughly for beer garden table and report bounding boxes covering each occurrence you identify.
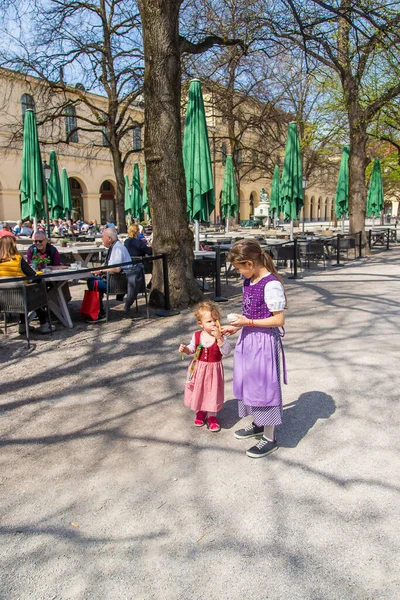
[45,268,91,329]
[56,245,106,267]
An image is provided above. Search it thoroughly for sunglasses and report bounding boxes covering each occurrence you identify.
[34,239,46,244]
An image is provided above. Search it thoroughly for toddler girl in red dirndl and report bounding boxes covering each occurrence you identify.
[178,301,231,432]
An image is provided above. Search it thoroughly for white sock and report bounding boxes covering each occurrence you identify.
[263,426,275,442]
[207,412,217,417]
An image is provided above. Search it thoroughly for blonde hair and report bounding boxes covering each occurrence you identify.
[194,301,221,323]
[128,224,140,238]
[0,236,19,262]
[228,239,287,306]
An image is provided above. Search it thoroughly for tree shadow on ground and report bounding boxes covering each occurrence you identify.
[280,391,336,448]
[219,398,239,429]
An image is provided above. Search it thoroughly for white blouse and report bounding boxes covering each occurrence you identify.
[187,333,231,356]
[249,273,286,312]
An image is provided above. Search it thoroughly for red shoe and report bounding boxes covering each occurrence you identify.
[207,416,221,432]
[194,411,207,427]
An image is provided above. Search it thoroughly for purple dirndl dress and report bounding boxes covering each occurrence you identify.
[233,274,286,427]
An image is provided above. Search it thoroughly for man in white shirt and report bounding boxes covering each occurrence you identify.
[85,228,132,322]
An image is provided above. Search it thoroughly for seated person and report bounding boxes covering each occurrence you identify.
[131,218,145,239]
[124,223,153,297]
[26,231,71,304]
[0,231,54,334]
[51,219,61,235]
[26,231,62,269]
[124,224,152,258]
[20,221,33,237]
[86,227,133,322]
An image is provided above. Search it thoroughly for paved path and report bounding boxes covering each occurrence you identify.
[0,249,399,600]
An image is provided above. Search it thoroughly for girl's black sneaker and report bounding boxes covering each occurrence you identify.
[246,436,278,459]
[234,422,264,440]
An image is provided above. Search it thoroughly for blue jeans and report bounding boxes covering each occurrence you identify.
[125,263,145,310]
[87,276,107,315]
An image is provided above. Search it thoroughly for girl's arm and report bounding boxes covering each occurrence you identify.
[217,336,231,356]
[229,280,286,329]
[178,333,196,355]
[220,325,240,337]
[227,311,285,329]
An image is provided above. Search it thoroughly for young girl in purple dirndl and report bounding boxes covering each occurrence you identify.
[222,240,287,459]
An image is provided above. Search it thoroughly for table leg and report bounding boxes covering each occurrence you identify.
[72,252,93,267]
[47,282,74,328]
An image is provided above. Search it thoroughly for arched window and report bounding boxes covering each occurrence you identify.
[21,94,35,122]
[69,178,84,220]
[65,105,78,143]
[100,180,116,225]
[133,125,142,151]
[235,147,242,165]
[221,142,227,166]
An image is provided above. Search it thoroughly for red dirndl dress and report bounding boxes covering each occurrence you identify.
[184,330,225,413]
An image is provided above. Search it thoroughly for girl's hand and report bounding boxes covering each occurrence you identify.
[210,325,222,340]
[226,314,250,328]
[178,344,190,355]
[221,325,240,336]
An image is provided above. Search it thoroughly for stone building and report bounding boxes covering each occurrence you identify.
[0,69,337,225]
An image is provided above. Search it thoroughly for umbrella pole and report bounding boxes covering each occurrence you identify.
[214,244,228,303]
[342,218,345,233]
[226,217,229,233]
[194,220,200,252]
[290,220,294,241]
[33,216,37,233]
[44,191,51,239]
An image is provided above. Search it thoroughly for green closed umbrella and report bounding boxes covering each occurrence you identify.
[47,151,63,219]
[20,109,46,222]
[183,79,215,250]
[334,145,350,224]
[124,174,133,219]
[270,165,280,220]
[280,123,303,238]
[367,158,384,218]
[221,155,238,232]
[130,163,142,220]
[142,167,149,218]
[61,168,72,218]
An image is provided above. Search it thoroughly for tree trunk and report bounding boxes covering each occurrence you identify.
[348,107,368,250]
[138,0,202,308]
[339,9,368,252]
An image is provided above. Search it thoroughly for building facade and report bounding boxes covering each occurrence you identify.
[0,69,337,225]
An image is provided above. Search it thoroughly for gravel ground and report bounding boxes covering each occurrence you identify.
[0,249,399,600]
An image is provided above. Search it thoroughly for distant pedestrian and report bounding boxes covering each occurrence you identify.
[178,301,231,432]
[222,239,287,459]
